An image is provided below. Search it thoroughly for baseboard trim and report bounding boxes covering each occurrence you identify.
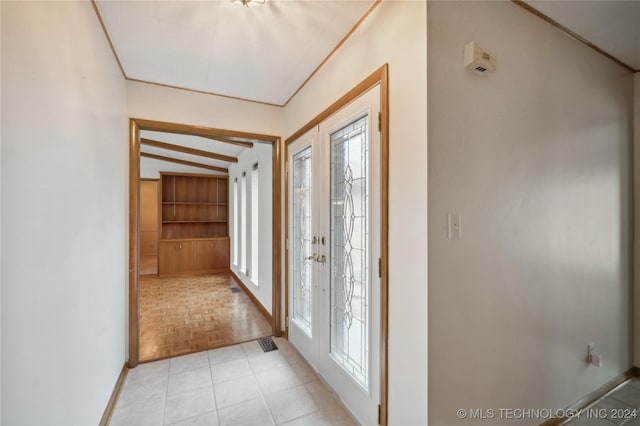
[540,368,635,426]
[230,270,272,323]
[99,362,129,426]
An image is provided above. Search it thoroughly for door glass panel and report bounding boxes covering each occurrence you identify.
[292,147,313,336]
[330,115,369,388]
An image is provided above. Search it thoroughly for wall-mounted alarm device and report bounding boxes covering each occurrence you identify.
[464,41,496,74]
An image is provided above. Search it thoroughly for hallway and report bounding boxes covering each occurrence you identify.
[139,273,272,362]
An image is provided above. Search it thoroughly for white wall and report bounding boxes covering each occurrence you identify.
[1,2,127,424]
[428,2,634,425]
[126,81,283,137]
[283,2,428,424]
[229,144,273,313]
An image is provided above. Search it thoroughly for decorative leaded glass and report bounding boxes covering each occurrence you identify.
[330,115,369,388]
[292,147,313,336]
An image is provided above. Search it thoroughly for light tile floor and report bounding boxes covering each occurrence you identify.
[567,378,640,425]
[110,337,358,426]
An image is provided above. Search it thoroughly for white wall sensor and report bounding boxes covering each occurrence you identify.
[464,41,496,74]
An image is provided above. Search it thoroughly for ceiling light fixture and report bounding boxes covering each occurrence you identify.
[232,0,267,7]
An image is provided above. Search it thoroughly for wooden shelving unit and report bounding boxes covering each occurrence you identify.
[158,172,230,277]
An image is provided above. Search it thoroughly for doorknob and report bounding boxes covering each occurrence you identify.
[305,253,326,263]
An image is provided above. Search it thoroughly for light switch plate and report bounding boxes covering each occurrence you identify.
[447,213,461,240]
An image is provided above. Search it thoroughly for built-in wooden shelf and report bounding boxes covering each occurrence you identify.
[162,220,228,224]
[158,172,230,277]
[162,202,228,206]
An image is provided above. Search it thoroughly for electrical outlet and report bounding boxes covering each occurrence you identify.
[586,343,602,367]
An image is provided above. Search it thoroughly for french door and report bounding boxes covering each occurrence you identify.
[288,87,381,425]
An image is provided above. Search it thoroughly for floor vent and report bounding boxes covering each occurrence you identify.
[230,287,241,294]
[257,337,278,352]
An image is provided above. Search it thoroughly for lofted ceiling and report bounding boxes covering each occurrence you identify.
[94,0,378,175]
[522,0,640,71]
[94,0,639,110]
[94,0,378,106]
[94,0,638,175]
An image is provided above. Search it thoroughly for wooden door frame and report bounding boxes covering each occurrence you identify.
[128,118,282,368]
[284,64,389,425]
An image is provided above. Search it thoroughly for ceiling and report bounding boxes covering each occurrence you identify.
[95,0,638,175]
[138,128,271,176]
[94,0,639,111]
[95,0,377,106]
[94,0,377,175]
[523,0,640,71]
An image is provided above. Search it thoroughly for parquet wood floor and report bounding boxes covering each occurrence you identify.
[138,273,272,362]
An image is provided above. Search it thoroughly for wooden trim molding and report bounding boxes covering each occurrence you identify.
[283,63,389,426]
[285,64,389,145]
[230,270,273,323]
[128,118,282,368]
[128,119,140,367]
[512,1,637,73]
[200,135,254,149]
[540,369,635,426]
[141,152,228,174]
[133,118,279,143]
[379,63,390,426]
[140,138,238,163]
[90,0,127,79]
[99,363,129,426]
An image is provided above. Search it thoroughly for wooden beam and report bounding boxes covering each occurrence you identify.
[140,138,238,163]
[133,118,280,143]
[141,152,228,174]
[199,134,254,149]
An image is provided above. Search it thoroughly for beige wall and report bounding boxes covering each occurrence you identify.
[283,1,428,424]
[428,2,634,424]
[1,1,127,423]
[126,81,283,138]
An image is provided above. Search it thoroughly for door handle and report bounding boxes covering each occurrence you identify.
[305,253,326,264]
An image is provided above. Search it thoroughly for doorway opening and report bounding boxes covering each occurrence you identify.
[128,118,282,367]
